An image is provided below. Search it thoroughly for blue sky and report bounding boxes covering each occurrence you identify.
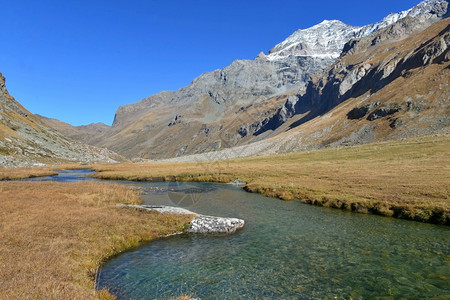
[0,0,419,126]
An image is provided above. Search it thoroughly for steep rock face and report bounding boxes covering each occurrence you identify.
[0,73,124,167]
[112,91,175,128]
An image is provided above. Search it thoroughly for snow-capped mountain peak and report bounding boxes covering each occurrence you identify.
[266,20,360,61]
[358,0,448,36]
[266,0,449,61]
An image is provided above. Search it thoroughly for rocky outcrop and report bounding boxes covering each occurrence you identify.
[366,105,402,121]
[347,103,379,120]
[118,204,245,235]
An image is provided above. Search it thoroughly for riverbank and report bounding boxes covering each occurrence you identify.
[1,136,448,225]
[89,135,449,225]
[0,163,93,180]
[0,167,57,180]
[0,181,193,299]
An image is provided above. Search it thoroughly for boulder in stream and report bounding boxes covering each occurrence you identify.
[117,204,245,235]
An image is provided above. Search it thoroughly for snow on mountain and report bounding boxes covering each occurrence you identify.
[359,0,448,36]
[73,0,448,160]
[266,0,449,61]
[266,20,360,61]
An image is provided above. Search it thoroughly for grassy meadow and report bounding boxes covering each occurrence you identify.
[90,135,450,225]
[0,135,448,298]
[0,167,57,180]
[0,181,193,299]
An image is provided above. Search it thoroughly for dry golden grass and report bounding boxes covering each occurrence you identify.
[0,167,57,180]
[0,181,192,299]
[0,164,95,180]
[0,164,102,180]
[91,135,450,225]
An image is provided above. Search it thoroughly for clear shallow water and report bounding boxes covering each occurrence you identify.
[22,169,98,182]
[98,181,450,299]
[25,171,450,299]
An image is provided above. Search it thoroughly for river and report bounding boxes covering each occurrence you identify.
[26,170,450,299]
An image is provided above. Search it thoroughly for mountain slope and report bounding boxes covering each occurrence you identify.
[254,13,450,132]
[164,17,450,162]
[0,73,124,167]
[47,0,449,160]
[37,115,111,146]
[270,16,450,151]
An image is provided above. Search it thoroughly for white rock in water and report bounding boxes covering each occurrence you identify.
[117,204,245,235]
[187,215,245,234]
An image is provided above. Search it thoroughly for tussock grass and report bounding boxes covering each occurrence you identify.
[0,181,192,299]
[91,135,450,225]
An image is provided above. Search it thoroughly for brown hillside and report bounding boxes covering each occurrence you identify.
[0,73,124,167]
